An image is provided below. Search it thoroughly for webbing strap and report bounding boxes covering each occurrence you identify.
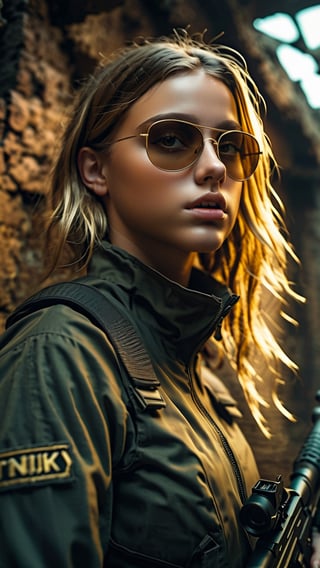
[7,282,166,411]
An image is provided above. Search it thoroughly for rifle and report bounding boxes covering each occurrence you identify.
[240,392,320,567]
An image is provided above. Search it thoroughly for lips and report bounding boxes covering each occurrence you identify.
[187,192,227,212]
[195,201,220,209]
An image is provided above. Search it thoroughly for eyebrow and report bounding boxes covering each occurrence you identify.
[138,112,242,131]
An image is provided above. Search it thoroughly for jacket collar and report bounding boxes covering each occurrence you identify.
[88,241,239,364]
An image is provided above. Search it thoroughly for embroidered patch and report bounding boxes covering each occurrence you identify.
[0,443,73,492]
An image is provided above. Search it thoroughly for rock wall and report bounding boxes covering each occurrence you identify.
[0,0,73,328]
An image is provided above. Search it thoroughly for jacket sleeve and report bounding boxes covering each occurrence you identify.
[0,306,129,567]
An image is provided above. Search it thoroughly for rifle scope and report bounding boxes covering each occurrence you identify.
[240,392,320,537]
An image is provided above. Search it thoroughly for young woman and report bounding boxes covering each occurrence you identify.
[0,32,313,567]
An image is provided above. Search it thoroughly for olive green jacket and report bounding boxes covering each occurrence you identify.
[0,241,259,567]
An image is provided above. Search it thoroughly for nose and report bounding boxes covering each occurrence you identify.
[194,138,226,185]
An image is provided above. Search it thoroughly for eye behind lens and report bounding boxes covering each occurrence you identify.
[147,120,202,170]
[146,120,260,178]
[219,130,260,180]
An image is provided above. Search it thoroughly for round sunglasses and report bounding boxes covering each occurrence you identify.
[108,118,262,181]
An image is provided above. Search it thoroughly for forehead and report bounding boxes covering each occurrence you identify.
[120,69,238,131]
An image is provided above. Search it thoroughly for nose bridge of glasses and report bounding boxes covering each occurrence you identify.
[201,136,221,161]
[198,136,228,175]
[205,136,219,149]
[200,124,223,153]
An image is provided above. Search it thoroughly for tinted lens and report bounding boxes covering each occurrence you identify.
[145,120,260,179]
[146,120,203,170]
[217,130,260,181]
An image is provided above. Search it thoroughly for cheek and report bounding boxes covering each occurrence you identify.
[106,148,178,208]
[107,146,153,191]
[227,184,242,228]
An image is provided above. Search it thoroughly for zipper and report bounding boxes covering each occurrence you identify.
[188,292,247,505]
[188,363,247,505]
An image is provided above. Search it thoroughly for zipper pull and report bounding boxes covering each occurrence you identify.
[214,295,239,341]
[214,317,224,340]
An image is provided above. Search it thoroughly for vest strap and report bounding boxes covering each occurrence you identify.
[7,281,166,412]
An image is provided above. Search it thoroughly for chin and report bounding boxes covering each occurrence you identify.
[195,240,225,254]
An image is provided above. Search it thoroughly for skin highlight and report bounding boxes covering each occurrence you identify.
[78,70,242,287]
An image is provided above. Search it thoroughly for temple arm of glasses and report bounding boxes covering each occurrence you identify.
[108,132,148,145]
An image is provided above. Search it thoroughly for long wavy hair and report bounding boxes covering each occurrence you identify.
[47,31,304,436]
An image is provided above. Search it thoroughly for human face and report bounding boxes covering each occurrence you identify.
[101,69,243,282]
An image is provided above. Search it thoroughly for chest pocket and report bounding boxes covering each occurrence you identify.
[106,532,233,568]
[190,534,221,568]
[106,534,223,568]
[190,532,235,568]
[201,363,243,424]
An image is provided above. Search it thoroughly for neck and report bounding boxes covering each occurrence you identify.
[149,255,195,287]
[109,232,195,287]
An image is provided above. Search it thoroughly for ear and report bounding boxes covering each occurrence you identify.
[77,147,108,196]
